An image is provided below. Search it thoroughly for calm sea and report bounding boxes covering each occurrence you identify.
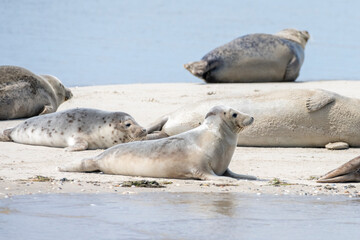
[1,192,360,240]
[1,2,360,238]
[0,0,359,87]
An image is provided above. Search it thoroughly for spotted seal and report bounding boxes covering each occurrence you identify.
[184,28,310,83]
[147,89,360,150]
[0,108,147,151]
[0,65,73,119]
[59,105,256,181]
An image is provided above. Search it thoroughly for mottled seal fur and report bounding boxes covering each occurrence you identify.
[184,28,310,83]
[147,89,360,150]
[59,105,256,181]
[0,108,147,151]
[0,65,73,120]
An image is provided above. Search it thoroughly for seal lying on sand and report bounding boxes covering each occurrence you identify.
[59,105,256,181]
[0,108,147,151]
[147,89,359,150]
[184,28,310,83]
[0,65,73,119]
[317,156,360,183]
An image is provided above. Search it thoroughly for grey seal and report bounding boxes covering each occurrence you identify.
[0,108,147,151]
[147,89,359,150]
[59,105,256,181]
[0,65,73,119]
[184,28,310,83]
[317,156,360,183]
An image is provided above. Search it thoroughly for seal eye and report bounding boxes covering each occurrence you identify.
[232,113,237,118]
[125,123,131,128]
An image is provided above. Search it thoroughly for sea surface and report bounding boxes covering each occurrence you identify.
[0,192,360,240]
[1,2,360,239]
[0,0,359,87]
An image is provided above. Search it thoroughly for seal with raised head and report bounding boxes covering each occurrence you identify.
[0,65,73,120]
[147,89,360,150]
[184,28,310,83]
[317,156,360,183]
[59,105,256,181]
[0,108,147,151]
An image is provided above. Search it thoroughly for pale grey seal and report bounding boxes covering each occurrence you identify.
[59,105,256,181]
[0,65,73,119]
[0,108,147,151]
[147,89,359,150]
[184,28,310,83]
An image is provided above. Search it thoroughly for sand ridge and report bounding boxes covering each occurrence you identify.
[1,80,360,198]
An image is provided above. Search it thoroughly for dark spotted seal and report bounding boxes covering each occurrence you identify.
[184,28,310,83]
[0,108,147,151]
[0,65,72,120]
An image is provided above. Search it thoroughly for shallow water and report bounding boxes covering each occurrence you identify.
[0,192,359,239]
[0,0,359,86]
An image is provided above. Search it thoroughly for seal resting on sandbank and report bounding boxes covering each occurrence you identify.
[0,65,72,119]
[0,108,147,151]
[184,28,309,83]
[59,105,256,181]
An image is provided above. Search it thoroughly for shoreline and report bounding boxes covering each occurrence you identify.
[1,80,360,198]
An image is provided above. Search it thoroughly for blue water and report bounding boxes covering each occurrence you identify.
[0,193,359,240]
[0,0,359,87]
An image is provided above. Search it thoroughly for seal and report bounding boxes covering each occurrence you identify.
[0,65,73,120]
[147,89,360,150]
[0,108,147,151]
[184,28,310,83]
[317,156,360,183]
[58,105,256,181]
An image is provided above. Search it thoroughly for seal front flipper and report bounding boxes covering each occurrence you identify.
[146,131,169,140]
[223,168,257,180]
[65,138,89,151]
[283,55,300,81]
[306,90,336,112]
[39,105,54,115]
[146,116,169,134]
[317,156,360,183]
[325,142,349,150]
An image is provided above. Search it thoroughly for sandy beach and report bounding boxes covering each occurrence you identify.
[1,80,360,198]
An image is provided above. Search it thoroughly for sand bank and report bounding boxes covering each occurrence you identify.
[1,80,360,198]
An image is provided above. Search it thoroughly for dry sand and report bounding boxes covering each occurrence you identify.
[1,80,360,198]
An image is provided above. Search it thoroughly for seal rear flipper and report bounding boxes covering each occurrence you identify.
[65,138,89,151]
[58,158,99,172]
[184,60,219,80]
[0,128,13,142]
[223,168,257,180]
[306,90,336,112]
[146,116,169,134]
[317,156,360,183]
[317,172,360,183]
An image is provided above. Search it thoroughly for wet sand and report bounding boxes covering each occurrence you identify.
[1,80,360,198]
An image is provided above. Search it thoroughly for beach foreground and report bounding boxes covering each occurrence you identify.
[1,81,360,198]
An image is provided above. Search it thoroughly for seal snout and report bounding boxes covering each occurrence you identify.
[242,116,254,127]
[65,89,73,101]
